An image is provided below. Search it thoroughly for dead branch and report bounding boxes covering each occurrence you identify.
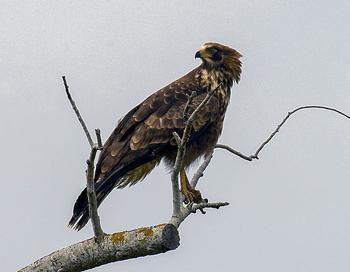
[21,77,350,272]
[216,105,350,161]
[215,144,253,161]
[190,149,214,188]
[20,79,228,272]
[95,128,103,149]
[86,143,104,237]
[62,76,104,237]
[169,82,229,228]
[182,91,197,120]
[19,224,179,272]
[186,105,350,194]
[252,105,350,159]
[62,76,94,147]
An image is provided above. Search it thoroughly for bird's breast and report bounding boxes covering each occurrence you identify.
[198,68,232,120]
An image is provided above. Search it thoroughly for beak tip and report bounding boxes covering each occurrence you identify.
[195,51,201,59]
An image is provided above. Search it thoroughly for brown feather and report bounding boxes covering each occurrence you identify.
[69,42,243,230]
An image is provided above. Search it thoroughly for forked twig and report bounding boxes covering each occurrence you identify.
[20,77,350,272]
[189,105,350,193]
[62,76,104,237]
[215,105,350,161]
[183,91,197,120]
[252,105,350,159]
[170,83,228,227]
[86,144,104,237]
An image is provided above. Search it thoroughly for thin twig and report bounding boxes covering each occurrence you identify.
[185,83,223,128]
[86,144,104,237]
[170,83,225,226]
[62,76,94,147]
[170,200,230,228]
[171,132,183,217]
[215,144,253,161]
[95,128,103,149]
[62,76,104,236]
[190,149,214,188]
[183,91,197,120]
[252,105,350,159]
[176,83,223,172]
[181,105,350,226]
[189,201,229,214]
[216,105,350,161]
[172,132,181,146]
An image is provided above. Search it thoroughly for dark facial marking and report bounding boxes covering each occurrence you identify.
[212,51,222,61]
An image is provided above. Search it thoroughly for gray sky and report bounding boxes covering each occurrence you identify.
[1,1,350,271]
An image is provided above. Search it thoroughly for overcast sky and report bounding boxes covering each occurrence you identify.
[1,1,350,271]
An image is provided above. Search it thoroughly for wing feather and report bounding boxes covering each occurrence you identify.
[94,67,220,186]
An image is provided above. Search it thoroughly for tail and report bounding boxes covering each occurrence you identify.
[68,169,125,231]
[68,146,161,230]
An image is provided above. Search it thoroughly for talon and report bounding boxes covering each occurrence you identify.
[182,187,203,204]
[180,168,206,204]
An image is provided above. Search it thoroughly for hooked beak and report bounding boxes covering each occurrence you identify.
[195,51,201,59]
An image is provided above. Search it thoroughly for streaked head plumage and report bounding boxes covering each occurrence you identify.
[195,42,242,83]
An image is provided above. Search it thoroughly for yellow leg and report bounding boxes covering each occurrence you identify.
[180,168,203,203]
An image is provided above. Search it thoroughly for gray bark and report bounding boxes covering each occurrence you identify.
[19,224,179,272]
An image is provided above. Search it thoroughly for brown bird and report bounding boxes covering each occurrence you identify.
[69,42,242,230]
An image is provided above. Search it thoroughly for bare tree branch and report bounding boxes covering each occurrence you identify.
[169,200,230,227]
[95,128,103,149]
[216,105,350,161]
[188,105,350,205]
[182,91,197,120]
[86,143,104,237]
[170,131,183,217]
[62,76,94,147]
[169,83,229,227]
[62,76,104,236]
[19,224,179,272]
[24,78,350,272]
[190,149,214,188]
[188,201,229,214]
[252,105,350,159]
[215,144,253,161]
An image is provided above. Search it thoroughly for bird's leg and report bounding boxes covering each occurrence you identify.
[180,169,203,204]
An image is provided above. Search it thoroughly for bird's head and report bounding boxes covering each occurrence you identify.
[195,42,242,83]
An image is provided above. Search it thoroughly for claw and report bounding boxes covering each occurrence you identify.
[180,168,205,204]
[199,208,206,214]
[181,187,203,204]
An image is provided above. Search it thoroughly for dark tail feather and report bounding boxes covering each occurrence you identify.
[68,148,157,231]
[68,171,123,231]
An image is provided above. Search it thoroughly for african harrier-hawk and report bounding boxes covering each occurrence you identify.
[69,42,242,230]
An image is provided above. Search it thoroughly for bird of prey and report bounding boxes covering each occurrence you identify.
[69,42,242,230]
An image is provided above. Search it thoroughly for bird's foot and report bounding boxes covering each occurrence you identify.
[181,187,204,204]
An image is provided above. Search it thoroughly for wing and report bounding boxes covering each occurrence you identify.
[129,91,220,150]
[95,67,220,185]
[69,67,221,230]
